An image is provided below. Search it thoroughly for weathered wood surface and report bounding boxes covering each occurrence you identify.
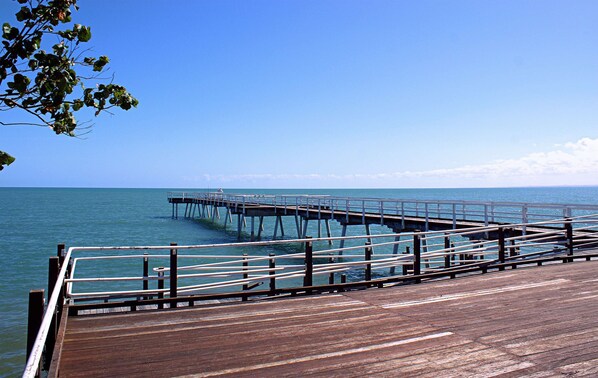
[59,260,598,377]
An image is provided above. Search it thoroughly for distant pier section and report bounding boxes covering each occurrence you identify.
[167,191,598,240]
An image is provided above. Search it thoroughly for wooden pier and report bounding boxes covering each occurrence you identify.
[57,259,598,377]
[23,194,598,377]
[168,192,598,241]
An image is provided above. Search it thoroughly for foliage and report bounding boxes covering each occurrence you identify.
[0,0,138,170]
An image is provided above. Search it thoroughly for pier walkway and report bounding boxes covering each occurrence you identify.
[58,259,598,377]
[23,194,598,377]
[168,192,598,240]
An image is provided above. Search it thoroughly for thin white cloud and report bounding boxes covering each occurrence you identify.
[185,137,598,187]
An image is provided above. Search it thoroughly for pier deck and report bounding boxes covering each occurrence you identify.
[58,260,598,377]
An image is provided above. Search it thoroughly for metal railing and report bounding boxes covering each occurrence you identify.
[168,191,598,227]
[24,213,598,377]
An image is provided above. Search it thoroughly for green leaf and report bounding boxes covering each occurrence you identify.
[77,26,91,42]
[0,151,16,171]
[92,55,109,72]
[73,99,84,111]
[11,74,31,94]
[2,23,19,40]
[16,7,33,22]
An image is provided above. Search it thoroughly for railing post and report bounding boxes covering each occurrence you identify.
[48,256,60,303]
[57,243,65,268]
[45,256,60,369]
[170,243,178,306]
[328,253,335,286]
[498,227,505,271]
[565,218,573,261]
[242,254,248,302]
[304,237,313,293]
[444,234,451,268]
[365,242,372,284]
[413,233,421,283]
[27,288,45,370]
[269,253,276,296]
[157,269,164,309]
[340,273,347,292]
[142,252,149,300]
[452,203,456,229]
[403,246,411,276]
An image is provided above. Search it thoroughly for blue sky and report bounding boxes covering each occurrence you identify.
[1,0,597,188]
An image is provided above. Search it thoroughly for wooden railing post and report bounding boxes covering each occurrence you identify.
[444,234,451,268]
[242,254,248,302]
[57,243,65,267]
[402,246,411,276]
[364,242,372,284]
[45,256,60,369]
[269,253,276,296]
[157,269,164,309]
[498,227,505,271]
[565,218,573,262]
[27,289,45,371]
[304,237,313,293]
[170,243,178,305]
[142,252,149,300]
[413,233,421,283]
[328,253,335,286]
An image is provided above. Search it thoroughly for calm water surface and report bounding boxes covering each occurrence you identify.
[1,187,597,376]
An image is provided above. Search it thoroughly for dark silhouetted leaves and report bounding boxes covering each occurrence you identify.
[0,0,138,171]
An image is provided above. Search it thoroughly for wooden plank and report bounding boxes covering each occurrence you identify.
[58,261,598,377]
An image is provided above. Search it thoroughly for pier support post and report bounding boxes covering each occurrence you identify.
[237,214,242,240]
[318,219,322,238]
[325,219,332,245]
[224,208,230,230]
[295,215,302,238]
[302,218,309,238]
[365,223,372,245]
[273,216,280,239]
[250,216,255,241]
[257,216,264,240]
[339,224,347,255]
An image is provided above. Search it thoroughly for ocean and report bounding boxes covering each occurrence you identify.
[2,186,598,376]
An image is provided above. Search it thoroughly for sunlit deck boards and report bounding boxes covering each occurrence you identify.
[58,260,598,377]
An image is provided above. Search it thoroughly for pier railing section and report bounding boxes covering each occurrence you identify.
[24,214,598,377]
[168,191,598,227]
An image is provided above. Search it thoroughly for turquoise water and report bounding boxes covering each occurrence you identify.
[1,186,598,376]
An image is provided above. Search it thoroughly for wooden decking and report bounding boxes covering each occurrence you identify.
[58,260,598,377]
